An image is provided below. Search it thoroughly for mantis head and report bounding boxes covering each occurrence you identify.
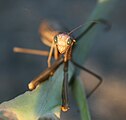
[54,33,76,54]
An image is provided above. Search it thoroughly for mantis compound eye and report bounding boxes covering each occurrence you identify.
[67,38,72,45]
[54,35,58,43]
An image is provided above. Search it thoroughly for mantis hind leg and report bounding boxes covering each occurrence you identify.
[71,60,103,98]
[13,47,49,56]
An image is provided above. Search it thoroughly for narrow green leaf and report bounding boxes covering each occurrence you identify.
[71,77,91,120]
[72,0,119,120]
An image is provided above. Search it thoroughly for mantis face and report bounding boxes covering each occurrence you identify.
[54,33,76,54]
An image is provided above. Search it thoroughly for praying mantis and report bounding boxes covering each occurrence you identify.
[13,19,110,111]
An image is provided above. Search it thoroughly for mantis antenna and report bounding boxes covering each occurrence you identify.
[68,19,111,37]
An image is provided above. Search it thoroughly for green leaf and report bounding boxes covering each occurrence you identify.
[0,63,74,120]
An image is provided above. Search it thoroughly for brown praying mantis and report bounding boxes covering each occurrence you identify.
[13,19,110,112]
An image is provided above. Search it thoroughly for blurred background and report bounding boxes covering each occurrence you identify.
[0,0,126,120]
